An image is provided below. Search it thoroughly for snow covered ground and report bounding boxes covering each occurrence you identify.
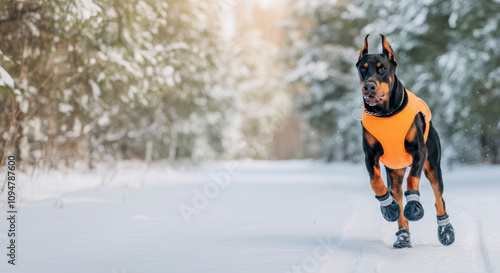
[0,160,499,273]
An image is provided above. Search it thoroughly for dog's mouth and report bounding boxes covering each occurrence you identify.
[364,94,385,106]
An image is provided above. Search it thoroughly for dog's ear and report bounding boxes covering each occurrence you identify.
[356,34,369,67]
[380,34,397,66]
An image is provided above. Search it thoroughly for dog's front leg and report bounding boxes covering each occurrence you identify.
[363,127,400,222]
[403,116,427,221]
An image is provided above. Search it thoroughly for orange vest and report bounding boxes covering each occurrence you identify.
[362,90,431,169]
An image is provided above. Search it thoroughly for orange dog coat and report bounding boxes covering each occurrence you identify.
[362,90,431,169]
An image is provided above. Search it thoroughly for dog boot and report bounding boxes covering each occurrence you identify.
[393,227,412,248]
[437,214,455,246]
[376,192,400,222]
[404,190,424,221]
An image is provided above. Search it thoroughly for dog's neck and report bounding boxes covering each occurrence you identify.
[364,76,407,117]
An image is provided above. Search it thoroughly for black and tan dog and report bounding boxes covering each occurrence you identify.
[355,34,455,248]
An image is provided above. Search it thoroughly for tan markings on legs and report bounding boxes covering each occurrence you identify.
[405,123,417,143]
[406,175,420,191]
[390,168,409,230]
[370,165,388,197]
[424,160,446,216]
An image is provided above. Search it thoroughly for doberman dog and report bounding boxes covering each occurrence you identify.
[355,34,455,248]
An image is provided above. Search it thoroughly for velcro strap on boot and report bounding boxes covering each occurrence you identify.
[437,214,450,226]
[404,190,420,202]
[376,192,395,207]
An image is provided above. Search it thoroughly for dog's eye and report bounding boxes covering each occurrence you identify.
[360,67,367,73]
[377,66,387,74]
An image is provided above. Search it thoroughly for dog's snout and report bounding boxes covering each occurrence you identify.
[363,82,377,95]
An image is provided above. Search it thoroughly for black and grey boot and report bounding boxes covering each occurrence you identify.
[437,214,455,246]
[393,227,411,248]
[375,192,400,222]
[403,190,424,221]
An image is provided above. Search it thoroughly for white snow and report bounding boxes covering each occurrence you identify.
[71,0,102,22]
[0,160,499,272]
[58,103,74,114]
[0,65,15,88]
[89,79,101,100]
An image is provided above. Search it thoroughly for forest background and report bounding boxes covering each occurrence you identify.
[0,0,499,172]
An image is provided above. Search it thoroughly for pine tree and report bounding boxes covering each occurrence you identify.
[378,0,500,164]
[284,0,371,161]
[0,0,290,167]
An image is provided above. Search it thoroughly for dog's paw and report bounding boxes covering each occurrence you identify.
[376,192,400,222]
[437,214,455,246]
[404,190,424,221]
[393,227,412,248]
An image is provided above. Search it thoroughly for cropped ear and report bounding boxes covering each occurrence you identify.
[356,35,369,66]
[380,34,397,66]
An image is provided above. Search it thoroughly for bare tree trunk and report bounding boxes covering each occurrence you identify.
[0,98,21,193]
[145,140,153,162]
[168,127,177,163]
[87,134,94,170]
[19,127,29,165]
[0,98,20,167]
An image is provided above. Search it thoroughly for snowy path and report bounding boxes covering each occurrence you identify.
[1,160,499,273]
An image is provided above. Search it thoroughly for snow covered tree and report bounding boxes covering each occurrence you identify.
[85,0,235,162]
[0,0,289,168]
[223,29,291,159]
[0,58,17,167]
[437,0,500,164]
[370,0,500,164]
[285,0,500,164]
[284,0,372,161]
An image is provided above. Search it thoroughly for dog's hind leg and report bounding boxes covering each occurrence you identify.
[424,124,455,246]
[387,167,411,248]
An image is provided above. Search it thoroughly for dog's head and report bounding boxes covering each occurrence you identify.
[355,34,398,107]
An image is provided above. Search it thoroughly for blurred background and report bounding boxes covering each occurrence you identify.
[0,0,499,171]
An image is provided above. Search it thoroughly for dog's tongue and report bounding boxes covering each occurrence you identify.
[365,96,379,106]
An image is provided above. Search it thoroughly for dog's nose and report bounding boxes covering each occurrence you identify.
[363,82,376,95]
